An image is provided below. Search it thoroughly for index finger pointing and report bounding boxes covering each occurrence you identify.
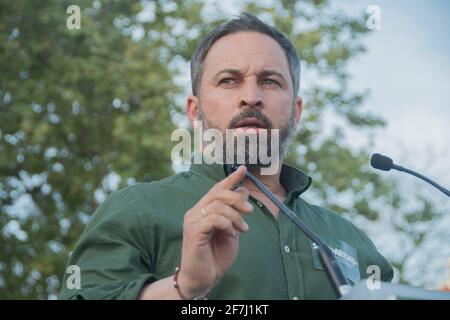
[216,165,247,190]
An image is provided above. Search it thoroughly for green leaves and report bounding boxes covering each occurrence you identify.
[0,0,187,298]
[0,0,442,298]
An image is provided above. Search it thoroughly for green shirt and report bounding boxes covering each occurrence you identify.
[58,162,393,300]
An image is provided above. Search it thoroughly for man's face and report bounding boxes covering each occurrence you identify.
[187,31,302,166]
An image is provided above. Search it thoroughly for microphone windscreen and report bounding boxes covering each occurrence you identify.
[370,153,394,171]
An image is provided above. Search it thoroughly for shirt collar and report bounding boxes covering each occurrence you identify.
[189,161,312,198]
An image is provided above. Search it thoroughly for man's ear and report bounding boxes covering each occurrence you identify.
[186,95,199,127]
[294,96,303,125]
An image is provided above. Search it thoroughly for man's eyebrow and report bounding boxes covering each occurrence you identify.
[213,68,287,82]
[213,68,242,79]
[258,69,287,83]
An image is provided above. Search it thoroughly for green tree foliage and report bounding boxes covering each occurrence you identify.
[0,0,444,298]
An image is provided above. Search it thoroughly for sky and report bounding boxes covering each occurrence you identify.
[327,0,450,288]
[334,0,449,180]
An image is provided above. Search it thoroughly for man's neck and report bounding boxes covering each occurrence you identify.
[243,163,287,219]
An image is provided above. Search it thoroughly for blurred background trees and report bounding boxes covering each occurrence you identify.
[0,0,447,299]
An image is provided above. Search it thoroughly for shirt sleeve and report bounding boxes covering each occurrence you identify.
[58,188,160,300]
[379,254,394,282]
[367,238,394,283]
[356,227,394,283]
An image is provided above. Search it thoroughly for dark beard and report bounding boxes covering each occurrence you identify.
[198,104,297,168]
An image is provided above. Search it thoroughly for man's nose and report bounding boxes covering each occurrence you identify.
[239,80,263,109]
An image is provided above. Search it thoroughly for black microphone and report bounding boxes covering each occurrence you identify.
[371,153,450,197]
[224,164,352,298]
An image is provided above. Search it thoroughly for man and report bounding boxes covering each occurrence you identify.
[59,13,393,300]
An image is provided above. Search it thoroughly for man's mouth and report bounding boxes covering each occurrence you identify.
[232,117,268,133]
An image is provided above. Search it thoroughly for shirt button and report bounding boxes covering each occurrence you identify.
[293,296,300,300]
[284,245,290,253]
[255,200,263,207]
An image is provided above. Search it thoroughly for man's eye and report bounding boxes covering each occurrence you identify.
[262,79,279,86]
[219,78,237,84]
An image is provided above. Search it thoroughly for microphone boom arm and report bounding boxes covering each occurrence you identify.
[242,168,352,297]
[393,164,450,197]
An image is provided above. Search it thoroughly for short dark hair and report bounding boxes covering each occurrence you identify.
[190,12,301,97]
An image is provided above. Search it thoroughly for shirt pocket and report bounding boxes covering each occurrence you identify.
[310,235,361,285]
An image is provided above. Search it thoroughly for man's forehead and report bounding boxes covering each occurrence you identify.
[202,32,290,76]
